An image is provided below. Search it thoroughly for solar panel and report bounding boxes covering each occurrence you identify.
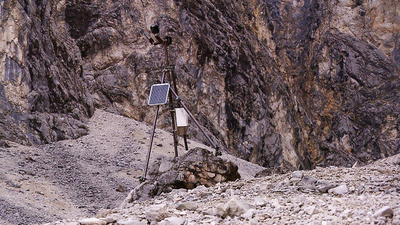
[148,83,170,106]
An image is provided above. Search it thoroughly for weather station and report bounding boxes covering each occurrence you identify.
[140,24,222,181]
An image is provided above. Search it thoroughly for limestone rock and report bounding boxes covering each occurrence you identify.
[253,196,267,207]
[95,209,112,218]
[159,217,187,225]
[316,180,336,193]
[116,219,143,225]
[216,198,254,218]
[374,206,394,218]
[393,219,400,225]
[328,184,349,195]
[78,218,106,225]
[302,175,318,184]
[303,205,316,215]
[291,171,303,179]
[241,209,256,220]
[145,204,169,222]
[176,201,199,211]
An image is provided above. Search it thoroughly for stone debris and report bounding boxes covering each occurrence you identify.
[115,219,143,225]
[145,204,170,222]
[303,205,316,215]
[216,197,254,218]
[291,171,303,179]
[176,201,199,211]
[328,184,349,195]
[159,216,187,225]
[77,218,106,225]
[125,148,241,202]
[47,153,400,224]
[374,206,394,218]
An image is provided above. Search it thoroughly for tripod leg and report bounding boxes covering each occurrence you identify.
[183,134,189,151]
[142,105,160,181]
[169,109,179,157]
[165,72,178,158]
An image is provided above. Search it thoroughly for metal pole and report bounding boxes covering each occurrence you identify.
[142,105,160,180]
[183,134,189,151]
[141,71,168,181]
[168,86,179,157]
[169,88,221,156]
[163,45,179,158]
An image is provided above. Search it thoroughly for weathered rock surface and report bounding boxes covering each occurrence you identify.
[1,0,399,173]
[125,147,240,201]
[0,0,94,144]
[148,147,240,188]
[48,151,400,225]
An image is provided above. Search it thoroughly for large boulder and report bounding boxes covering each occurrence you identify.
[126,147,240,201]
[149,147,241,189]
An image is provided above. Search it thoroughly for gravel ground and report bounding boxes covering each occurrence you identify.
[6,109,399,225]
[0,110,263,225]
[51,152,400,225]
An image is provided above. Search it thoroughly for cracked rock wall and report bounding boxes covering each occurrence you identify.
[1,0,399,168]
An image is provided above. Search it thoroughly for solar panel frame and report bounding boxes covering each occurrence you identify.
[148,83,170,106]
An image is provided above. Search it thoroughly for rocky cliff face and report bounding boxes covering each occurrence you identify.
[0,0,94,145]
[1,0,399,169]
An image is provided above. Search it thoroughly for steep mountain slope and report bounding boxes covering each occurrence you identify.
[1,0,399,169]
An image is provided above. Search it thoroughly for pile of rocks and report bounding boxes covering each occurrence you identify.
[125,147,240,201]
[45,153,400,225]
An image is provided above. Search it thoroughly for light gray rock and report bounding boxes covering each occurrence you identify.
[241,209,255,219]
[328,184,349,195]
[253,196,267,207]
[95,209,112,218]
[303,205,316,215]
[291,171,303,179]
[145,204,169,222]
[327,205,337,214]
[101,218,117,224]
[373,206,393,218]
[216,198,254,218]
[392,219,400,225]
[375,217,387,225]
[176,201,199,211]
[316,180,337,193]
[159,161,175,173]
[159,217,186,225]
[78,218,106,225]
[289,178,302,184]
[269,199,282,208]
[302,175,318,184]
[117,219,143,225]
[340,209,351,218]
